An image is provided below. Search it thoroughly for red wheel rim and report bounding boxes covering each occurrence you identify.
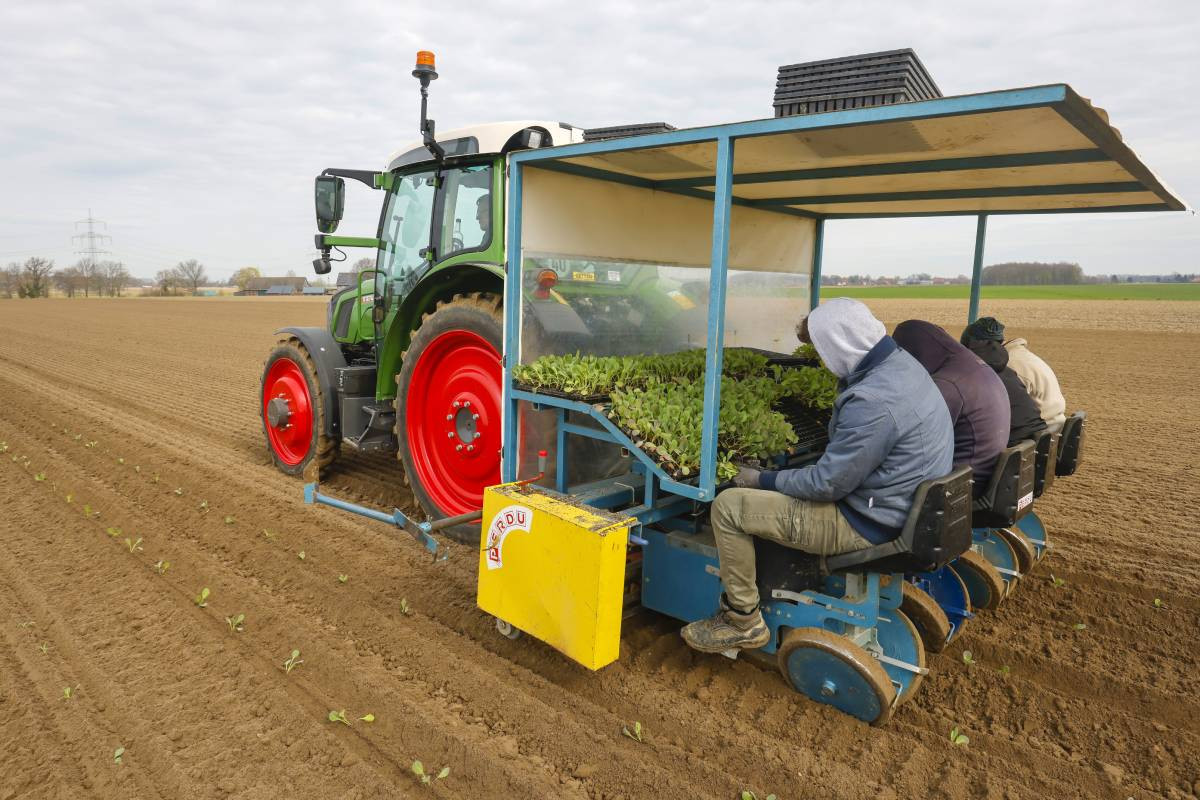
[405,329,501,515]
[263,357,314,466]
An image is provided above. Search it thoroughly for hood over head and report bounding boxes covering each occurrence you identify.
[805,297,886,379]
[893,319,966,375]
[964,337,1009,373]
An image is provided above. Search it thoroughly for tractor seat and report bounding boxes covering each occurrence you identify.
[970,440,1035,529]
[1029,428,1061,498]
[821,466,974,575]
[1055,410,1086,477]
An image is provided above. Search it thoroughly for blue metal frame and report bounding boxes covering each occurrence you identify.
[968,214,988,323]
[809,218,824,311]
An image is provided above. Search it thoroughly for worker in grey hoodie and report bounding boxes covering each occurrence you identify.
[681,298,955,654]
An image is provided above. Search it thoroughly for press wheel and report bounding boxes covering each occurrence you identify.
[876,609,927,705]
[951,550,1006,611]
[900,582,951,653]
[996,527,1036,576]
[777,627,896,725]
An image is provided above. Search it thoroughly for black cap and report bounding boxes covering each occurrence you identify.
[961,316,1005,345]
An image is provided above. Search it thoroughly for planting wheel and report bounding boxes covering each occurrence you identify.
[875,609,926,705]
[900,582,951,653]
[261,336,338,476]
[951,550,1006,611]
[915,566,972,644]
[777,627,895,725]
[397,293,504,544]
[975,531,1021,598]
[996,527,1037,576]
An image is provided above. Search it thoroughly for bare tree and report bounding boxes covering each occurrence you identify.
[101,261,131,297]
[174,259,207,295]
[78,259,103,297]
[55,266,85,298]
[155,268,179,296]
[19,257,54,298]
[1,263,21,298]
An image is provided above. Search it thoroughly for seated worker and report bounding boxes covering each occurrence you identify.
[961,317,1066,430]
[893,320,1010,490]
[476,194,491,239]
[959,321,1046,445]
[680,298,954,653]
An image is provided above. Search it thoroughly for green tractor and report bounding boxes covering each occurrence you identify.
[260,51,686,536]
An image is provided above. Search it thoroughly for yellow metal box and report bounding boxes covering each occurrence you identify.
[477,483,632,670]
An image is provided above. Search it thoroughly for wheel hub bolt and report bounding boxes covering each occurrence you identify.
[472,413,480,421]
[456,444,463,452]
[446,431,455,439]
[446,414,453,421]
[453,401,461,408]
[463,401,471,408]
[467,444,474,452]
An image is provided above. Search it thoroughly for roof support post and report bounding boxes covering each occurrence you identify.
[809,218,825,311]
[699,136,734,499]
[968,213,988,324]
[501,161,524,483]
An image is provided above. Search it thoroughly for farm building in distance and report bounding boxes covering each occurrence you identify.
[238,277,308,296]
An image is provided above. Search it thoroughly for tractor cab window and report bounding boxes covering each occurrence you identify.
[378,169,437,280]
[440,163,493,259]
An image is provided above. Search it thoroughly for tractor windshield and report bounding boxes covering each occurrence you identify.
[377,169,437,281]
[439,163,493,259]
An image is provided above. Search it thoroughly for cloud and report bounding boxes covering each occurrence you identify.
[1,0,1196,278]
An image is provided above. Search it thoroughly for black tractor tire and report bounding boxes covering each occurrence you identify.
[261,336,339,476]
[395,292,504,544]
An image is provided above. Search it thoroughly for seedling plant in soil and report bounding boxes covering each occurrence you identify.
[411,761,450,786]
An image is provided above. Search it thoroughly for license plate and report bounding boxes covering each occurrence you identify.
[571,271,595,282]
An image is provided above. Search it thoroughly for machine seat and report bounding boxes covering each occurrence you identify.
[1055,410,1086,477]
[970,440,1035,528]
[1030,428,1061,498]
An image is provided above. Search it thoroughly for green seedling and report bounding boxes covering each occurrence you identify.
[173,487,183,496]
[621,720,645,743]
[338,574,348,584]
[116,457,125,465]
[226,613,245,633]
[34,472,46,482]
[134,465,140,474]
[297,550,306,561]
[1153,598,1166,609]
[998,665,1011,676]
[125,537,143,553]
[359,713,375,723]
[152,473,160,484]
[154,559,170,575]
[73,434,81,441]
[197,500,209,513]
[65,493,73,503]
[113,746,125,765]
[194,587,210,608]
[18,621,34,629]
[105,527,122,538]
[262,529,276,540]
[38,642,50,655]
[961,650,975,666]
[949,726,969,746]
[327,709,351,726]
[1072,622,1087,631]
[411,761,450,786]
[741,793,778,800]
[0,442,7,452]
[223,515,236,525]
[283,649,303,674]
[399,598,412,616]
[62,686,78,700]
[85,441,97,448]
[1050,574,1066,587]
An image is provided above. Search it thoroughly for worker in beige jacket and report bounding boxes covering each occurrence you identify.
[961,317,1066,430]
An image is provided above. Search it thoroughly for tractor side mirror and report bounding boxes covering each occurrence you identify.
[314,176,345,234]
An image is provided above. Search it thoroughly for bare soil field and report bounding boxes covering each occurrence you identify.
[0,296,1197,800]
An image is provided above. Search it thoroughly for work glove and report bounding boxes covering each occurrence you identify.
[732,466,762,489]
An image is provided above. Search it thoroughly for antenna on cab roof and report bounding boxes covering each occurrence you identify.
[412,51,445,163]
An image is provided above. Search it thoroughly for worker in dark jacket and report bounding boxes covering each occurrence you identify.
[893,319,1009,490]
[680,299,954,654]
[960,332,1047,445]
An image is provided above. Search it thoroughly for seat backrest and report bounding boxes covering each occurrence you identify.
[824,466,973,574]
[1055,410,1086,477]
[971,440,1035,528]
[1031,428,1060,498]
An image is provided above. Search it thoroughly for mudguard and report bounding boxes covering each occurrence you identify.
[275,326,348,439]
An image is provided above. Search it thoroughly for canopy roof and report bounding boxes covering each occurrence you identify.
[511,84,1186,219]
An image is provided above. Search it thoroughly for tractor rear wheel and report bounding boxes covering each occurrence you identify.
[261,336,339,476]
[396,293,504,544]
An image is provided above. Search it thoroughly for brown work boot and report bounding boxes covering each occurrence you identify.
[680,597,770,653]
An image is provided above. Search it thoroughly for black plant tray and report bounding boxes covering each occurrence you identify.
[513,383,611,405]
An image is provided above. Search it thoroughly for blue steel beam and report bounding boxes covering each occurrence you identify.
[501,161,524,483]
[751,181,1144,207]
[810,218,824,312]
[968,214,988,324]
[698,136,735,498]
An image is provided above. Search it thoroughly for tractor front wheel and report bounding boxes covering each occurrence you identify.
[261,336,339,475]
[396,293,504,543]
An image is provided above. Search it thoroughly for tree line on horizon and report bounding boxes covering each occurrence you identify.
[0,256,214,298]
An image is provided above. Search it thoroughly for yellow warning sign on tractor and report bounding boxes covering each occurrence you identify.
[477,483,632,670]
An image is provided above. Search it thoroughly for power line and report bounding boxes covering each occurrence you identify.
[72,209,111,267]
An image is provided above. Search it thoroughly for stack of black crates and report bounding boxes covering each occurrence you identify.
[773,49,941,117]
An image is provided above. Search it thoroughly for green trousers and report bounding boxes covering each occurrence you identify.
[710,488,872,612]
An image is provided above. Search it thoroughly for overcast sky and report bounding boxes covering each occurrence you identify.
[2,0,1197,281]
